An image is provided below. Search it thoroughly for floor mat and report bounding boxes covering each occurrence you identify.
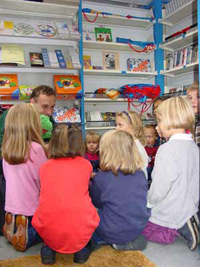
[0,246,156,267]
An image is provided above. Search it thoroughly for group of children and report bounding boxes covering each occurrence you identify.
[1,84,199,265]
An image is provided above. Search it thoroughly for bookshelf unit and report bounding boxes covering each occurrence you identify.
[0,0,84,127]
[82,0,158,132]
[160,0,198,93]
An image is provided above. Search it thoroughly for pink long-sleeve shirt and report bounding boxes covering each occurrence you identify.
[3,142,47,216]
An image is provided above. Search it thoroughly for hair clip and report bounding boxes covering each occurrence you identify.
[122,111,132,123]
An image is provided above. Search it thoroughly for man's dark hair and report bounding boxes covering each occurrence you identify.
[30,85,56,100]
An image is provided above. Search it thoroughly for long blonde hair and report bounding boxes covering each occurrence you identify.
[156,96,195,134]
[116,111,146,146]
[100,130,143,175]
[2,103,45,164]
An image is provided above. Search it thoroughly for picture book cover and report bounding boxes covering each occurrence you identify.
[30,52,44,67]
[103,52,119,70]
[54,75,82,95]
[53,107,81,123]
[1,44,25,65]
[127,58,151,72]
[0,20,14,35]
[0,74,19,98]
[83,28,95,41]
[83,55,92,69]
[95,27,112,42]
[55,49,66,68]
[19,85,35,100]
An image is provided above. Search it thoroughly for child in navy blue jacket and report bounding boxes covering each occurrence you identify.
[74,130,150,264]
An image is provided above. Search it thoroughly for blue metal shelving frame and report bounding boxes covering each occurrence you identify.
[153,0,164,95]
[78,0,85,137]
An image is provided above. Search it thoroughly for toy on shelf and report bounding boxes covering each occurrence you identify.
[82,8,153,23]
[120,84,160,114]
[0,74,19,99]
[19,85,35,100]
[116,38,155,53]
[53,107,81,123]
[54,75,82,96]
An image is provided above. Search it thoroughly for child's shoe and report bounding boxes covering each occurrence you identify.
[3,212,15,243]
[41,245,56,265]
[74,246,92,264]
[112,235,147,251]
[178,218,198,251]
[11,215,28,252]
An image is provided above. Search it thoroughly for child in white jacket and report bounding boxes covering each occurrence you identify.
[142,96,199,250]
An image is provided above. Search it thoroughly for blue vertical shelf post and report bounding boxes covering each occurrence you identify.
[78,0,85,137]
[198,0,200,96]
[152,0,164,95]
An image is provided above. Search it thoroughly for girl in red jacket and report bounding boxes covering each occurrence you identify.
[32,124,99,265]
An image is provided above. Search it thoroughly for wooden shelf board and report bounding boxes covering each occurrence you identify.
[0,0,78,18]
[84,97,128,102]
[160,62,199,77]
[0,67,80,74]
[83,41,154,54]
[82,13,154,29]
[0,35,79,45]
[84,69,157,78]
[161,0,197,26]
[85,126,115,130]
[160,29,198,51]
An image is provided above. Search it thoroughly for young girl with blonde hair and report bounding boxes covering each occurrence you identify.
[85,131,100,175]
[2,103,47,252]
[32,124,99,265]
[116,111,148,177]
[74,130,150,264]
[142,96,199,250]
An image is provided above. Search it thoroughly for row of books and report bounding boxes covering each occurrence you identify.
[85,111,155,127]
[0,45,80,69]
[165,44,198,70]
[165,0,193,16]
[0,18,79,39]
[0,74,82,100]
[83,53,152,72]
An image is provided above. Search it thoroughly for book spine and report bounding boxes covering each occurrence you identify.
[41,48,51,67]
[55,49,66,68]
[48,51,59,68]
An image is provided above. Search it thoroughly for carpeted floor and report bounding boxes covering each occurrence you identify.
[0,246,156,267]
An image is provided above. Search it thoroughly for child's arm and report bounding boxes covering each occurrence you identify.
[89,175,103,209]
[147,146,178,208]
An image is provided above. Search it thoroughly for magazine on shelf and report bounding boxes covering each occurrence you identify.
[55,50,66,68]
[103,52,120,70]
[83,55,92,69]
[54,21,69,38]
[0,44,25,66]
[83,28,95,41]
[30,52,44,67]
[67,46,81,69]
[127,58,151,72]
[95,27,112,42]
[41,48,51,67]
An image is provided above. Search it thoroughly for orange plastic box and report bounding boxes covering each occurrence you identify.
[54,75,82,95]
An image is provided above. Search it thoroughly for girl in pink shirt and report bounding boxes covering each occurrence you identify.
[2,103,47,252]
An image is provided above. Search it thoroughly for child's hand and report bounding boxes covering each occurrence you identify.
[91,172,96,178]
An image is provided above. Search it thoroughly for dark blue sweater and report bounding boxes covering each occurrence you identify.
[90,170,150,244]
